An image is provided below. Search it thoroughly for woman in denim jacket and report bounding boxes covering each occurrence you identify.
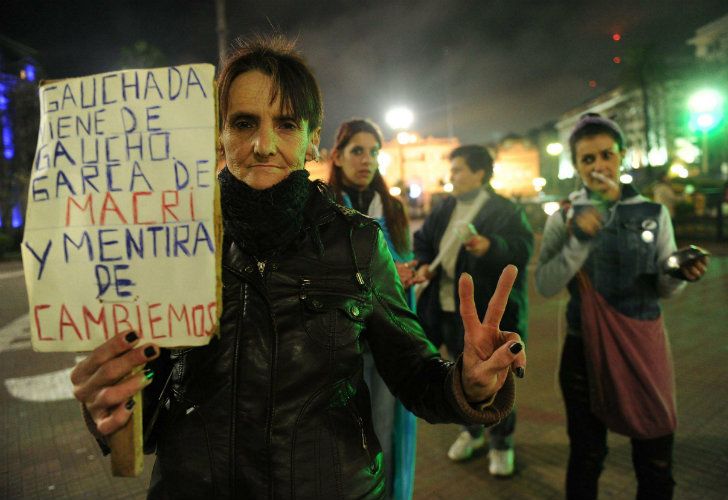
[535,114,708,500]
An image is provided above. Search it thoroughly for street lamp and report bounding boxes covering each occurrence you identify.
[688,89,724,174]
[385,106,414,184]
[385,107,414,130]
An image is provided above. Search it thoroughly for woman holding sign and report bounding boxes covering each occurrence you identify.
[327,118,417,499]
[71,35,526,499]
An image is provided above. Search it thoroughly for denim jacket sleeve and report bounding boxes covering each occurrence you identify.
[535,209,592,297]
[654,205,686,298]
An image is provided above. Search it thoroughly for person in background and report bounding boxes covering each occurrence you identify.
[652,169,681,218]
[327,118,417,499]
[70,36,526,499]
[535,113,708,499]
[412,145,533,476]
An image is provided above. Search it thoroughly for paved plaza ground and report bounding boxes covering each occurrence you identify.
[2,239,727,499]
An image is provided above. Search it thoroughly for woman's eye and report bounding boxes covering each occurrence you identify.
[280,121,299,130]
[351,146,363,155]
[370,149,379,157]
[233,120,253,129]
[581,155,595,165]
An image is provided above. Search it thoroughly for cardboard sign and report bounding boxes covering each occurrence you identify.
[22,64,221,352]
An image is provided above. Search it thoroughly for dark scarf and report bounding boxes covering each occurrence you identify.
[341,184,375,214]
[218,167,313,258]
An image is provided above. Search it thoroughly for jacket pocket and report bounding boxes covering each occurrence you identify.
[616,218,658,286]
[299,280,371,350]
[291,408,381,499]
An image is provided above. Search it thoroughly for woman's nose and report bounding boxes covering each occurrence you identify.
[253,128,276,157]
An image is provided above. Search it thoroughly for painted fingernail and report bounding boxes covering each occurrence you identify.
[509,342,523,354]
[125,398,135,410]
[515,367,525,378]
[143,369,155,381]
[144,346,156,358]
[125,331,138,343]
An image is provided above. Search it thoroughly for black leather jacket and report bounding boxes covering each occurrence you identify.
[143,185,514,499]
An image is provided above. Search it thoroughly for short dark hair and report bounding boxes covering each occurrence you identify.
[568,112,624,165]
[217,35,323,132]
[449,145,493,183]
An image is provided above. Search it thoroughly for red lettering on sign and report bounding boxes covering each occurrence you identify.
[162,190,179,223]
[34,304,53,341]
[60,304,84,340]
[132,191,154,224]
[66,194,95,226]
[100,192,128,225]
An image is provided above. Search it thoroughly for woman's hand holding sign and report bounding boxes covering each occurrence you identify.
[71,332,159,436]
[459,264,526,404]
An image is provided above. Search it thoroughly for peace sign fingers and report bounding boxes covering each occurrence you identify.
[483,264,518,330]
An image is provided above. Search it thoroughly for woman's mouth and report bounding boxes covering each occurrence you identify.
[591,171,618,189]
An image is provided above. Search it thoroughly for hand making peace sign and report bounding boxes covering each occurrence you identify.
[458,264,526,403]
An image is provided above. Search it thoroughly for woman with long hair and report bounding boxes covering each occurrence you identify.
[328,118,417,499]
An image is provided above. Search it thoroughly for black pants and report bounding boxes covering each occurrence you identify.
[559,334,675,500]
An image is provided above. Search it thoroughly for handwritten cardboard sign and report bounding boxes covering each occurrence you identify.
[22,64,221,352]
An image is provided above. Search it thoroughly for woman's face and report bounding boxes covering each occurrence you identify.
[574,133,624,195]
[220,70,320,190]
[334,132,380,190]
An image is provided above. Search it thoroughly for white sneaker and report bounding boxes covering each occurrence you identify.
[488,448,515,476]
[447,431,485,461]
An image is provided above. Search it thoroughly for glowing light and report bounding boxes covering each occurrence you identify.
[696,113,716,130]
[396,131,417,145]
[675,139,699,164]
[24,64,36,82]
[558,158,575,179]
[543,202,561,216]
[619,173,633,184]
[670,163,689,179]
[588,80,597,88]
[2,125,14,160]
[612,33,621,41]
[546,142,563,156]
[532,177,547,192]
[11,204,22,228]
[490,179,504,190]
[389,186,402,196]
[688,89,723,113]
[409,183,422,199]
[378,151,391,175]
[443,182,453,193]
[647,147,668,166]
[613,56,621,64]
[688,89,724,132]
[385,107,414,130]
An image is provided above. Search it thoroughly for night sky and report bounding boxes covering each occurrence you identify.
[3,0,727,146]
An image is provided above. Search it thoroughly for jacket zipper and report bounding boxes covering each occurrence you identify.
[299,278,311,299]
[229,282,245,495]
[348,403,374,471]
[299,279,366,301]
[256,261,278,498]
